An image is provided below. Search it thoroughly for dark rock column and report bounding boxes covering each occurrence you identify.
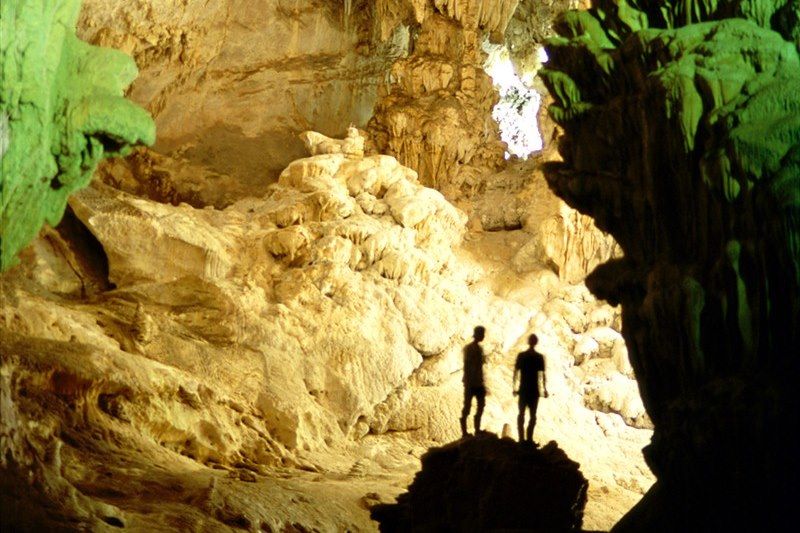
[540,1,800,530]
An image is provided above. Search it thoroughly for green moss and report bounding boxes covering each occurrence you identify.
[0,0,155,270]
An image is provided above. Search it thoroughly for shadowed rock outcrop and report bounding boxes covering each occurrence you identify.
[541,1,800,530]
[371,433,588,532]
[0,0,155,270]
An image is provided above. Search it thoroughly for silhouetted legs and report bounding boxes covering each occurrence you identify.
[461,387,486,436]
[517,396,540,443]
[474,393,485,433]
[526,408,535,442]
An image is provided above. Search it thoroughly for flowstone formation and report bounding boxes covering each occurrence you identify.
[0,132,471,529]
[69,136,471,449]
[541,1,800,529]
[0,0,155,270]
[367,0,517,195]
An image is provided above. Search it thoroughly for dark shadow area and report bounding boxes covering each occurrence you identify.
[0,462,82,533]
[371,433,590,532]
[53,205,113,295]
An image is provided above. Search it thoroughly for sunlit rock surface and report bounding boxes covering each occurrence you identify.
[0,0,154,269]
[371,433,588,532]
[2,2,665,530]
[542,1,800,530]
[68,138,469,450]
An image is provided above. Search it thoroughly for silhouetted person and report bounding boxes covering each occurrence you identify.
[513,334,549,444]
[461,326,486,436]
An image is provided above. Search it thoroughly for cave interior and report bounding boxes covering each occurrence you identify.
[1,1,798,531]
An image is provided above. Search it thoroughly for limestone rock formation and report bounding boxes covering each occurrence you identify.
[541,1,800,529]
[368,0,515,195]
[300,125,367,158]
[0,133,471,529]
[67,140,469,450]
[504,0,577,79]
[2,3,666,529]
[76,0,408,201]
[535,203,621,284]
[466,159,621,285]
[0,0,155,269]
[1,127,654,530]
[371,433,588,532]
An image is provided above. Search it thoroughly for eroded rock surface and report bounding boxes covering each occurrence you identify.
[1,2,662,530]
[69,141,469,450]
[76,0,408,202]
[368,0,515,195]
[1,130,653,530]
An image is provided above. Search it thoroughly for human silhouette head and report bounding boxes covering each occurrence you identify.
[528,334,538,347]
[473,326,486,342]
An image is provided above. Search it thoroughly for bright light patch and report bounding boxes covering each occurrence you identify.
[484,44,543,159]
[537,47,549,65]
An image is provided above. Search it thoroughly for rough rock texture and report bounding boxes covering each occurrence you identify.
[460,156,620,286]
[1,130,654,530]
[505,0,578,79]
[367,0,515,195]
[76,0,408,204]
[535,202,622,284]
[371,433,588,532]
[542,1,800,530]
[0,136,467,529]
[0,0,154,270]
[0,323,422,531]
[69,139,470,450]
[2,2,661,529]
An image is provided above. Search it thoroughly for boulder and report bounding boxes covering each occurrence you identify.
[371,433,588,532]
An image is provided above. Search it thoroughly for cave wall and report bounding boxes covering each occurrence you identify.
[367,0,518,196]
[0,0,154,270]
[541,0,800,529]
[504,0,579,80]
[77,0,408,195]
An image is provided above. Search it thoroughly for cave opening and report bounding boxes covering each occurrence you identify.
[483,40,545,159]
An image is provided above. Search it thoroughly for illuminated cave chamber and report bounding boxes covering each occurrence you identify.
[11,0,798,532]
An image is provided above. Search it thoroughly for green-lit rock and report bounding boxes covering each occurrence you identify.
[0,0,155,270]
[542,1,799,530]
